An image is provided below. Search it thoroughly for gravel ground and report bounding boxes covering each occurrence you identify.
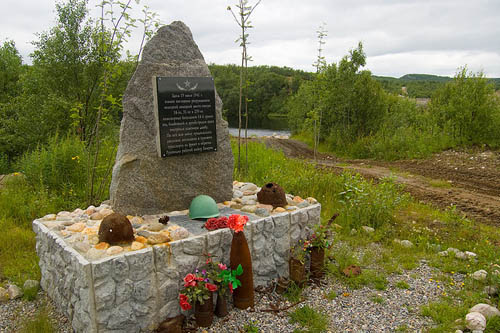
[0,261,466,332]
[0,291,72,333]
[193,261,461,333]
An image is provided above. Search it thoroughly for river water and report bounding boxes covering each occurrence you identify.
[228,128,291,137]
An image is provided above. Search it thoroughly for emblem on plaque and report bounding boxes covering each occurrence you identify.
[176,79,199,91]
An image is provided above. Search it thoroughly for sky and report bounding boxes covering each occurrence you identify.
[1,0,499,78]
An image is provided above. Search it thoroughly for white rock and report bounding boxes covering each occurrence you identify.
[454,331,463,333]
[297,201,310,208]
[241,205,257,214]
[438,251,448,257]
[361,226,375,233]
[455,251,467,260]
[41,214,56,221]
[7,284,22,299]
[401,240,414,248]
[145,222,164,232]
[57,211,71,217]
[233,190,243,198]
[23,280,40,291]
[240,183,258,192]
[465,251,477,259]
[99,208,114,217]
[466,312,486,331]
[106,246,123,256]
[447,247,460,254]
[470,303,500,319]
[472,270,488,282]
[306,197,318,204]
[170,227,189,241]
[72,208,84,215]
[484,285,498,296]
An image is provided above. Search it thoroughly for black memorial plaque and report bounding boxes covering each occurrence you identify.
[155,77,217,157]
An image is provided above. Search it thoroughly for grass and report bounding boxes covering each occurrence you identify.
[325,290,337,300]
[0,135,116,286]
[243,321,260,333]
[1,136,500,331]
[289,305,329,333]
[284,281,303,303]
[428,179,453,188]
[370,294,385,304]
[395,280,410,289]
[18,305,55,333]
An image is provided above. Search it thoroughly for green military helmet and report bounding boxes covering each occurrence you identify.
[189,195,220,219]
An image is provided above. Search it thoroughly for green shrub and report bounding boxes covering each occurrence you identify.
[338,173,408,230]
[289,305,328,333]
[0,153,10,174]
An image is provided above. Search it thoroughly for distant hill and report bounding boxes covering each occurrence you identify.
[373,74,500,98]
[398,74,452,82]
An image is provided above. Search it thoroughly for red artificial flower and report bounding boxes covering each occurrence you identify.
[229,282,234,294]
[183,273,197,287]
[228,214,248,233]
[205,283,218,292]
[195,276,204,281]
[205,216,229,231]
[179,294,191,311]
[218,263,227,270]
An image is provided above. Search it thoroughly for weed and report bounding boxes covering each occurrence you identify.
[284,281,303,303]
[395,281,410,289]
[420,299,469,332]
[486,315,500,332]
[23,286,39,301]
[0,217,40,286]
[18,305,55,333]
[289,305,328,333]
[325,290,337,300]
[243,321,259,333]
[370,294,385,304]
[395,325,409,332]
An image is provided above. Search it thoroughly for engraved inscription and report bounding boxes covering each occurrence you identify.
[155,77,217,157]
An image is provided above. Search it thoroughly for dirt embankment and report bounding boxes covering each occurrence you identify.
[263,138,500,225]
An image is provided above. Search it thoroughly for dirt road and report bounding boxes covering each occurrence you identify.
[264,138,500,225]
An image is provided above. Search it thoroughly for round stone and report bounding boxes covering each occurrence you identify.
[131,241,145,251]
[106,246,124,256]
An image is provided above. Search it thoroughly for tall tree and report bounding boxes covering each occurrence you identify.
[0,41,23,103]
[311,22,327,159]
[228,0,261,173]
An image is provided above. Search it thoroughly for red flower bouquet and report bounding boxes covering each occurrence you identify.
[178,268,218,310]
[204,216,228,230]
[228,214,249,233]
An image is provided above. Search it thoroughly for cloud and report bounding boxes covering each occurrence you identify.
[0,0,498,77]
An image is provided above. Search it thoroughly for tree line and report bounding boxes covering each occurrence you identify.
[288,43,500,160]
